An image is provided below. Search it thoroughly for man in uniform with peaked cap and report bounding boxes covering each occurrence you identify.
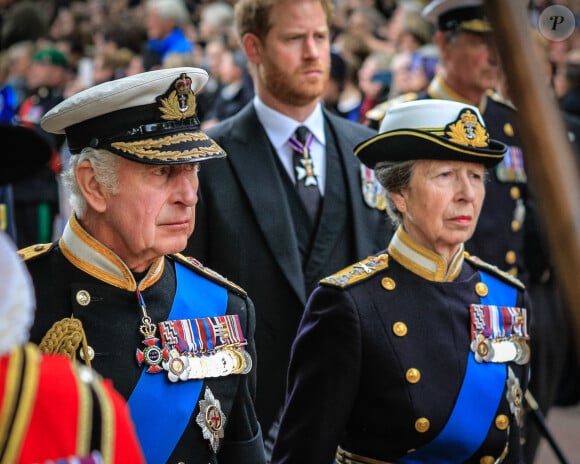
[0,124,145,464]
[374,0,532,283]
[23,67,266,464]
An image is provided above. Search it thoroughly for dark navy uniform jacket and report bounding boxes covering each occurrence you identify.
[271,227,531,464]
[24,215,265,464]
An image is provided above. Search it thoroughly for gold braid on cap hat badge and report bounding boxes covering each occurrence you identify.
[111,133,224,160]
[108,73,223,160]
[446,110,489,148]
[460,19,491,33]
[159,76,197,120]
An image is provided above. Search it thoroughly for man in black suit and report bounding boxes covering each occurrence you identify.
[184,0,387,451]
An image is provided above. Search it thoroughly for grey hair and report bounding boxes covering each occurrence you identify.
[200,2,234,31]
[146,0,190,26]
[374,160,415,226]
[61,148,121,218]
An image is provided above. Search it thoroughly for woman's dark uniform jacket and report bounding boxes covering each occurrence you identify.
[366,89,565,462]
[271,247,531,463]
[22,236,265,464]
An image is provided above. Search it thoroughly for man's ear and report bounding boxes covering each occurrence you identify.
[75,160,108,213]
[434,31,450,60]
[242,33,262,65]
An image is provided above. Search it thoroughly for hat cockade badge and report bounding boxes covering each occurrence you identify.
[446,109,489,148]
[158,72,197,121]
[196,387,226,452]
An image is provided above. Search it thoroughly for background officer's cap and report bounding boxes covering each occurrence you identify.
[422,0,491,33]
[41,67,226,164]
[33,48,68,67]
[355,99,506,169]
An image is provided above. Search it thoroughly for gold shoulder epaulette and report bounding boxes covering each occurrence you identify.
[173,253,247,297]
[465,253,525,290]
[18,243,54,262]
[486,90,517,110]
[365,92,418,124]
[320,254,389,288]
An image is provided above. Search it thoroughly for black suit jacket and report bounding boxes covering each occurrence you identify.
[185,103,387,432]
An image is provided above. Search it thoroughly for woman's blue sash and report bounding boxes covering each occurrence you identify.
[400,271,515,463]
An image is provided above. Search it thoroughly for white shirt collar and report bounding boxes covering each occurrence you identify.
[253,96,326,150]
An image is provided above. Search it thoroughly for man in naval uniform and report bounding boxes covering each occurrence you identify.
[24,67,266,464]
[0,124,144,464]
[366,2,568,458]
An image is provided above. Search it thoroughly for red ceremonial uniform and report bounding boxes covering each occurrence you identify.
[0,343,144,464]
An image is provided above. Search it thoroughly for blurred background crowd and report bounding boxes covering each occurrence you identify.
[0,0,579,248]
[0,1,580,462]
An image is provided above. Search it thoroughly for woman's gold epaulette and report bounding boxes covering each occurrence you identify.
[172,253,247,298]
[365,93,418,127]
[464,253,525,290]
[18,243,55,262]
[320,254,389,288]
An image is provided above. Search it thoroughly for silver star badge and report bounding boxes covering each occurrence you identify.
[506,366,524,427]
[196,387,226,452]
[296,158,318,186]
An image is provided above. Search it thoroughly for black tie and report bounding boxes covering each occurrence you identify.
[290,126,322,222]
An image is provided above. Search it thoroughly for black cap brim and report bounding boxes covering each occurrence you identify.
[355,129,507,169]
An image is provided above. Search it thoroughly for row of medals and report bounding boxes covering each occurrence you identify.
[163,346,252,382]
[471,334,530,365]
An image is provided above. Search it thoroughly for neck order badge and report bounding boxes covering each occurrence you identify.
[288,126,321,222]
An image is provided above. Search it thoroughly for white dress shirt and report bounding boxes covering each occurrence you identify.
[253,96,327,194]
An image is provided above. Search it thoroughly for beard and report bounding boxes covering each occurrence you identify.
[260,57,330,107]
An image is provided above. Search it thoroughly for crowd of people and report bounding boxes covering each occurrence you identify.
[0,0,579,463]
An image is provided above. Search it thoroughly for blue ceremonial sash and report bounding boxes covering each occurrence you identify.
[128,262,228,463]
[400,271,516,463]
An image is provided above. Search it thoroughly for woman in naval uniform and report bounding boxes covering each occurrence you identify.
[271,99,531,464]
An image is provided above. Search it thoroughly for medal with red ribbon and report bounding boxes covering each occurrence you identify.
[157,315,251,381]
[470,304,529,364]
[135,287,164,373]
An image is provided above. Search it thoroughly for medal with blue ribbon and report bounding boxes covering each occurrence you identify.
[470,304,529,364]
[157,315,250,381]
